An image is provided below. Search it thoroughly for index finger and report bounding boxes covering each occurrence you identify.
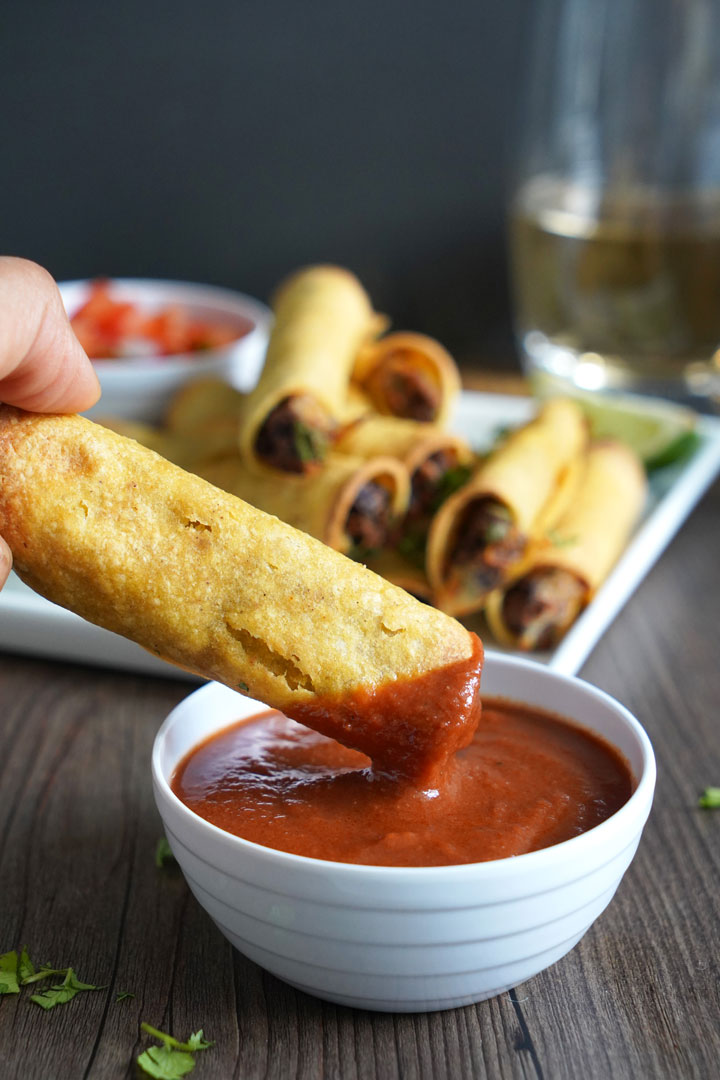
[0,257,100,413]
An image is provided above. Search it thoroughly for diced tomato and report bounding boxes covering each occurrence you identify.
[143,306,194,354]
[69,280,248,359]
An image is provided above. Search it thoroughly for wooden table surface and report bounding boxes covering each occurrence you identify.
[1,379,719,1079]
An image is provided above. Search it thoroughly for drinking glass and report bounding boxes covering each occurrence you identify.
[509,0,720,405]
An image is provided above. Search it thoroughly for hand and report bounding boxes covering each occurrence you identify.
[0,257,100,590]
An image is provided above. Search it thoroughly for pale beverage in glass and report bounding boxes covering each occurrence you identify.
[509,0,720,405]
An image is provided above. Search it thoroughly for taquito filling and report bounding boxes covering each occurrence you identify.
[346,481,394,558]
[255,394,334,473]
[445,498,525,594]
[502,569,586,650]
[410,452,472,522]
[364,351,441,422]
[399,451,472,562]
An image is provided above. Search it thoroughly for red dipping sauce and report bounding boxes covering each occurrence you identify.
[172,698,634,868]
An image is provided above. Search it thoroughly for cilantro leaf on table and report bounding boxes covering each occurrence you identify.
[116,990,135,1003]
[155,836,176,869]
[0,950,19,995]
[29,967,105,1010]
[18,945,35,983]
[18,947,68,986]
[137,1044,196,1079]
[699,786,720,809]
[140,1023,214,1053]
[137,1023,214,1078]
[183,1031,213,1052]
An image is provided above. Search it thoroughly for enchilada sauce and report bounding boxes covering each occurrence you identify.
[172,694,633,868]
[288,634,484,785]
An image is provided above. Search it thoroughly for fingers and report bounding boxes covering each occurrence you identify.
[0,257,101,413]
[0,536,11,591]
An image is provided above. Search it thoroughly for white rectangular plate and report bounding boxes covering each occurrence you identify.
[1,390,719,679]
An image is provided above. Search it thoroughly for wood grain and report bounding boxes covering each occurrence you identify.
[0,473,718,1079]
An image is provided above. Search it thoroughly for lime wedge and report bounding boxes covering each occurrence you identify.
[530,374,698,468]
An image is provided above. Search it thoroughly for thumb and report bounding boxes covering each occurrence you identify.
[0,257,100,413]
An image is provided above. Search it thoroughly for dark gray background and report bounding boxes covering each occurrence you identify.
[2,1,529,364]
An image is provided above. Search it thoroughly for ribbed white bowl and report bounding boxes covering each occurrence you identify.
[59,278,271,423]
[152,652,655,1012]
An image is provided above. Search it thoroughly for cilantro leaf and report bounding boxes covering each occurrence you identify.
[546,530,579,549]
[116,990,135,1002]
[184,1031,213,1052]
[20,965,68,986]
[137,1023,214,1078]
[0,950,19,995]
[237,681,249,693]
[137,1044,196,1079]
[433,463,473,509]
[347,542,381,563]
[18,946,35,983]
[396,531,427,568]
[17,947,68,987]
[155,836,176,869]
[699,786,720,809]
[484,520,510,544]
[29,967,105,1010]
[293,420,326,466]
[140,1023,214,1053]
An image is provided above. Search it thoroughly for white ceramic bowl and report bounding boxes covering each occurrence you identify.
[59,278,272,423]
[152,653,655,1013]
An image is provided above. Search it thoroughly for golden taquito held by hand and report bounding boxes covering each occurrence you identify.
[427,398,588,617]
[238,266,384,475]
[485,440,647,650]
[0,407,482,781]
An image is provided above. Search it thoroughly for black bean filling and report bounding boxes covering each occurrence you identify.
[448,497,525,592]
[502,569,586,649]
[346,482,393,555]
[255,396,328,473]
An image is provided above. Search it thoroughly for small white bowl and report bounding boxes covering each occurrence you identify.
[152,653,655,1013]
[59,278,272,423]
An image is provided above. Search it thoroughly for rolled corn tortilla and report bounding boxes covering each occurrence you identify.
[198,452,410,557]
[238,266,385,474]
[484,440,646,650]
[0,406,482,780]
[102,380,245,473]
[164,377,245,435]
[426,398,588,617]
[352,332,461,426]
[335,415,472,549]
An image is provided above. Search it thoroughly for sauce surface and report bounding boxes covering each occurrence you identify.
[172,698,634,867]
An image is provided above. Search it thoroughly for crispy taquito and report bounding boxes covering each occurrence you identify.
[484,440,647,650]
[426,398,588,616]
[352,331,460,426]
[198,452,409,557]
[238,266,384,475]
